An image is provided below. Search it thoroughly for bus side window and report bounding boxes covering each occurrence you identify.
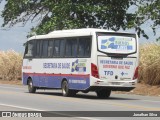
[66,39,72,57]
[65,38,77,57]
[72,39,77,57]
[35,40,41,58]
[78,37,91,57]
[48,40,54,57]
[78,39,85,57]
[60,40,65,57]
[24,42,28,57]
[54,40,60,57]
[24,40,34,58]
[42,40,48,58]
[84,38,91,57]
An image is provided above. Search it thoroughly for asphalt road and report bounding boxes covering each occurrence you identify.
[0,84,160,120]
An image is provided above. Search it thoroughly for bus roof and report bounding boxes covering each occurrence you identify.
[28,28,136,41]
[48,28,113,34]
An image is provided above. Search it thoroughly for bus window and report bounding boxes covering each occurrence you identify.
[84,38,91,56]
[35,40,41,58]
[78,39,85,57]
[54,40,60,57]
[97,33,136,54]
[72,39,77,57]
[66,39,72,57]
[24,43,28,57]
[78,38,91,57]
[24,40,34,58]
[48,40,54,57]
[65,38,77,57]
[60,40,65,57]
[42,40,48,58]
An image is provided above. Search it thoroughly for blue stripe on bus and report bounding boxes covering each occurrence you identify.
[22,73,90,90]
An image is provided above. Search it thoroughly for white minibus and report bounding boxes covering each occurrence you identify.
[22,28,139,98]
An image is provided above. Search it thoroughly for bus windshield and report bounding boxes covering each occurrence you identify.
[97,33,136,54]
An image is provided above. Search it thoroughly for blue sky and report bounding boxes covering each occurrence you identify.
[0,1,36,53]
[0,2,159,53]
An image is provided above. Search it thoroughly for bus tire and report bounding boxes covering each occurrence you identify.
[62,81,76,97]
[96,89,111,99]
[28,79,36,93]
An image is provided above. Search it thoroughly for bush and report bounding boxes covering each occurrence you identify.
[0,50,22,80]
[139,43,160,85]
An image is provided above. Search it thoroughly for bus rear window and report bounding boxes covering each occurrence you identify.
[97,33,136,54]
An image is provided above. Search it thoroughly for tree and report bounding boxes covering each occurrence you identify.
[0,0,159,40]
[130,0,160,40]
[0,0,136,35]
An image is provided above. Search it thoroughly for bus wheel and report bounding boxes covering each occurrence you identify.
[96,89,111,99]
[28,79,36,93]
[62,81,76,97]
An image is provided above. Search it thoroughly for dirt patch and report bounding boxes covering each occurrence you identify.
[0,80,21,85]
[114,83,160,97]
